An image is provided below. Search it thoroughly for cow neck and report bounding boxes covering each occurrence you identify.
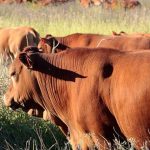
[56,36,69,47]
[32,70,58,117]
[33,53,74,120]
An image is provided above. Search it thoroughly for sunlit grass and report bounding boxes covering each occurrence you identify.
[0,108,68,149]
[0,1,149,36]
[0,0,150,149]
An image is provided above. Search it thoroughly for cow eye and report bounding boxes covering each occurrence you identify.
[10,71,16,77]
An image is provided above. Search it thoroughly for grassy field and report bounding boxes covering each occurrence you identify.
[0,0,150,149]
[0,0,150,36]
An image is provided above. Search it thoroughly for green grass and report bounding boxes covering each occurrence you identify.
[0,0,150,149]
[0,63,68,149]
[0,1,150,36]
[0,108,68,150]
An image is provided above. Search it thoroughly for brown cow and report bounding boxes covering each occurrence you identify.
[122,0,141,9]
[112,31,150,38]
[36,0,69,6]
[4,46,150,149]
[0,0,34,4]
[38,34,70,53]
[38,33,150,53]
[80,0,102,8]
[100,0,141,9]
[0,26,40,63]
[101,0,120,9]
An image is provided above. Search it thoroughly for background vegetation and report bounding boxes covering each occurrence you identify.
[0,0,150,149]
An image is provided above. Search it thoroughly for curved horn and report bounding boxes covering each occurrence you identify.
[52,39,60,54]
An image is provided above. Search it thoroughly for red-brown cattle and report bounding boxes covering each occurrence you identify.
[101,0,119,9]
[38,34,70,53]
[4,46,150,149]
[80,0,102,8]
[112,31,150,38]
[38,33,150,53]
[99,0,141,9]
[0,26,40,63]
[0,0,33,4]
[122,0,141,9]
[37,0,69,6]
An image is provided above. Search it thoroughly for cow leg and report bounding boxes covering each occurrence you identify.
[69,133,92,150]
[91,134,111,150]
[69,127,99,150]
[43,110,69,136]
[69,131,81,150]
[70,132,110,150]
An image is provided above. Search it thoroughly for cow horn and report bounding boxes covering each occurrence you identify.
[52,39,60,54]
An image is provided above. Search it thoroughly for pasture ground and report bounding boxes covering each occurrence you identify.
[0,0,150,149]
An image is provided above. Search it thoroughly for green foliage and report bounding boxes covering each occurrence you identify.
[0,108,68,149]
[0,1,150,36]
[0,1,150,149]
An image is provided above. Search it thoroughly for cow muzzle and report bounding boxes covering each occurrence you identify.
[3,95,24,110]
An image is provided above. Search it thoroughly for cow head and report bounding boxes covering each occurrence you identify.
[38,36,59,53]
[3,46,46,119]
[112,31,127,36]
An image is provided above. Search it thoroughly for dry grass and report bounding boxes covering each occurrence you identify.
[0,0,150,149]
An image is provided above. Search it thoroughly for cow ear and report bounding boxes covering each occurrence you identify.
[40,38,46,44]
[19,52,34,69]
[120,31,126,35]
[45,34,52,39]
[112,31,118,36]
